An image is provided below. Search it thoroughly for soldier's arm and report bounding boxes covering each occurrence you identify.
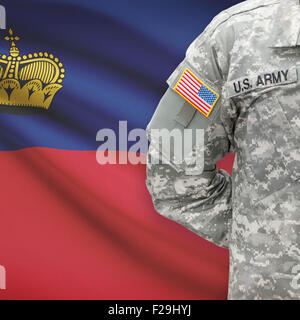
[145,16,236,249]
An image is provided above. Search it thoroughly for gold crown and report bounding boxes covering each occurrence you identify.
[0,29,65,111]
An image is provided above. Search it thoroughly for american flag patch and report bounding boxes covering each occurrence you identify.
[174,68,220,117]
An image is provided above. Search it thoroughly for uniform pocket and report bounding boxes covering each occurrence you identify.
[243,94,295,201]
[269,95,300,182]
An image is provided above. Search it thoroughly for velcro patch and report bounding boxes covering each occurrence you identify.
[174,68,220,118]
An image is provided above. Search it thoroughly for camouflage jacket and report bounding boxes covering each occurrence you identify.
[146,0,300,299]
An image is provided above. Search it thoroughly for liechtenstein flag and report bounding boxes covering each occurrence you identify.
[0,0,237,300]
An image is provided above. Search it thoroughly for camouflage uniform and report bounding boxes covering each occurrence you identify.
[146,0,300,299]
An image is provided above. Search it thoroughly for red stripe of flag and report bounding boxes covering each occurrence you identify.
[177,84,210,114]
[176,85,209,115]
[182,73,201,92]
[185,71,216,108]
[183,73,212,110]
[179,79,210,111]
[184,72,202,89]
[186,69,203,85]
[176,82,205,109]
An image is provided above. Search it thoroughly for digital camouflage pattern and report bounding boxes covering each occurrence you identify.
[146,0,300,299]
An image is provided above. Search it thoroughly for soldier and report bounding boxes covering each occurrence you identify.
[146,0,300,300]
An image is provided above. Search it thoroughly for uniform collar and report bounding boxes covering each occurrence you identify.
[268,0,300,48]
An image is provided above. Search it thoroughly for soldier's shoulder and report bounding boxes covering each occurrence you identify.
[224,0,279,16]
[208,0,280,34]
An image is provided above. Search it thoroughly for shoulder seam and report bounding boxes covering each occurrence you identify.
[204,0,280,38]
[189,0,280,52]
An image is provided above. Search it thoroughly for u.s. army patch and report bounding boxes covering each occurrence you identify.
[226,67,298,98]
[174,68,220,118]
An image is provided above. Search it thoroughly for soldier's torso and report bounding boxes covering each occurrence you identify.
[223,1,300,299]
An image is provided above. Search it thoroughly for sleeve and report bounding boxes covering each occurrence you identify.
[145,16,236,249]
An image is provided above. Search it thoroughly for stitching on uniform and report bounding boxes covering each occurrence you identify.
[199,0,281,47]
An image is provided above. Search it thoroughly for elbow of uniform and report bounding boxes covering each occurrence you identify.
[147,179,230,249]
[152,199,182,223]
[151,198,230,250]
[146,176,176,217]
